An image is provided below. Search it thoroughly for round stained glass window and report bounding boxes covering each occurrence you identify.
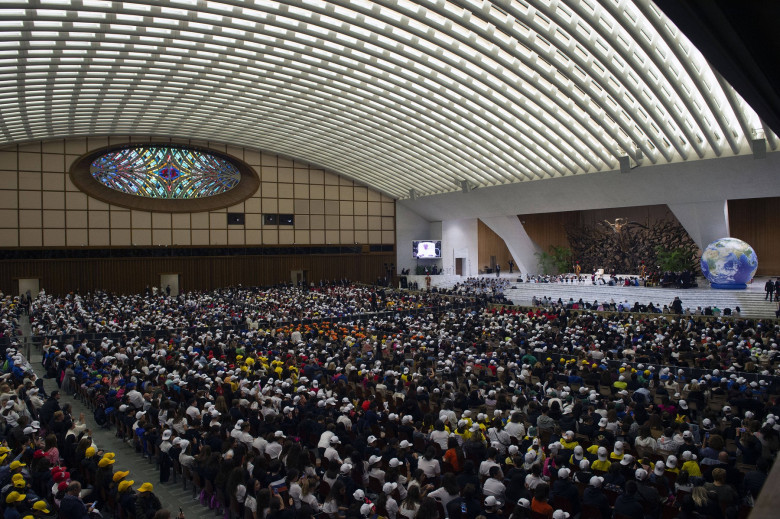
[70,143,259,213]
[90,146,241,199]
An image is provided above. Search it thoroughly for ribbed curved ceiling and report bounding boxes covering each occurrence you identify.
[0,0,774,199]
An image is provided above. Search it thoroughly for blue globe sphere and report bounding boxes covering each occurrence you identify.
[700,237,758,289]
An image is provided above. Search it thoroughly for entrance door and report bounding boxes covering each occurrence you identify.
[455,258,463,276]
[160,274,179,296]
[17,278,39,298]
[291,270,307,285]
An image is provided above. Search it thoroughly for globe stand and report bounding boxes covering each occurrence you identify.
[711,283,748,290]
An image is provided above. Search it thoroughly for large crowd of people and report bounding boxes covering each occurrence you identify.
[0,283,778,519]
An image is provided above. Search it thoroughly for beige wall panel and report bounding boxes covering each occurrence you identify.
[172,229,191,245]
[295,215,309,229]
[310,230,325,244]
[310,200,324,214]
[41,140,64,154]
[19,191,41,209]
[263,230,278,244]
[278,168,294,183]
[263,183,278,198]
[42,210,64,228]
[172,213,190,229]
[294,199,309,214]
[89,229,110,247]
[228,229,245,245]
[261,154,277,166]
[191,229,209,245]
[111,211,131,228]
[19,172,42,190]
[42,173,65,191]
[368,216,382,230]
[278,199,294,213]
[131,211,152,228]
[324,200,339,215]
[262,198,278,213]
[367,202,382,215]
[310,214,325,229]
[41,154,63,173]
[261,167,278,182]
[339,186,353,200]
[0,151,18,169]
[228,202,245,212]
[326,230,340,243]
[354,202,368,215]
[88,198,109,210]
[278,183,294,198]
[354,187,368,201]
[369,230,382,242]
[19,153,41,171]
[67,228,88,246]
[382,202,394,216]
[152,213,172,229]
[382,217,394,230]
[279,229,294,243]
[368,190,380,202]
[0,210,18,228]
[245,198,261,213]
[340,216,354,230]
[381,230,395,244]
[65,155,80,173]
[324,172,339,185]
[340,230,354,243]
[245,214,262,229]
[245,230,261,244]
[294,184,310,199]
[89,211,110,228]
[294,169,309,183]
[67,211,87,228]
[310,184,325,199]
[0,229,18,247]
[295,230,310,244]
[210,213,226,229]
[132,229,152,246]
[354,230,368,243]
[43,229,65,247]
[278,157,294,168]
[354,216,367,230]
[325,215,339,229]
[65,139,87,154]
[20,230,41,247]
[324,186,339,200]
[245,150,261,165]
[152,229,172,246]
[191,213,209,229]
[310,170,324,183]
[66,192,87,209]
[110,229,131,246]
[339,201,353,215]
[0,190,16,209]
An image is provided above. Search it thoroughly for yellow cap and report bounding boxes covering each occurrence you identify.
[138,482,153,493]
[85,447,97,458]
[33,501,51,513]
[113,470,129,482]
[5,491,25,504]
[98,457,115,468]
[10,461,26,470]
[118,480,134,493]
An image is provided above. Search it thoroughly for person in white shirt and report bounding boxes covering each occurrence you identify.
[323,436,342,464]
[482,465,506,503]
[416,446,441,479]
[429,420,450,450]
[367,455,386,485]
[479,447,501,478]
[504,411,526,440]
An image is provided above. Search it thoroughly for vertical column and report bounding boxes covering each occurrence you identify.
[668,200,730,249]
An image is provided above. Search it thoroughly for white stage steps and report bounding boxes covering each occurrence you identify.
[405,274,779,319]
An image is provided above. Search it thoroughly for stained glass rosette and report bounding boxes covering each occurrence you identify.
[90,147,241,199]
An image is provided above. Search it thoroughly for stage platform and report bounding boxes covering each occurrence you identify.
[405,274,779,319]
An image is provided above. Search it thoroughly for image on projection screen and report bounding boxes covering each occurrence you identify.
[413,240,441,258]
